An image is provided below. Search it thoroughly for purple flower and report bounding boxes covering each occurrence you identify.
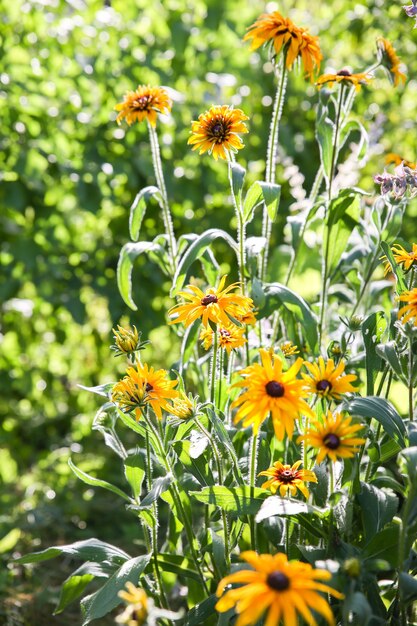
[403,3,417,17]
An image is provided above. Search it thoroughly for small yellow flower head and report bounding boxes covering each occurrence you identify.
[316,69,372,91]
[398,288,417,326]
[243,11,322,80]
[343,557,361,578]
[169,276,254,328]
[280,341,299,357]
[381,243,417,276]
[115,85,172,127]
[188,105,249,161]
[302,357,358,400]
[116,583,148,626]
[376,38,406,87]
[232,348,313,440]
[216,551,343,625]
[259,460,317,498]
[167,392,196,420]
[112,363,179,420]
[297,410,365,464]
[237,309,258,326]
[111,325,147,357]
[199,324,247,354]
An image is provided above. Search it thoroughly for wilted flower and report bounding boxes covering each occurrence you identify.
[188,105,249,160]
[376,38,406,86]
[115,85,172,127]
[316,69,372,91]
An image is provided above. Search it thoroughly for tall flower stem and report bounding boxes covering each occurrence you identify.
[318,85,345,348]
[148,123,177,274]
[408,337,414,421]
[210,328,219,405]
[249,431,259,550]
[143,412,209,595]
[228,160,246,292]
[260,60,288,281]
[195,416,231,571]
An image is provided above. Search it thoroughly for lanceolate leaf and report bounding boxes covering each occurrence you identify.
[15,538,130,565]
[129,186,163,242]
[361,311,388,395]
[55,563,112,615]
[343,396,406,448]
[316,103,334,182]
[136,474,173,509]
[380,241,407,294]
[357,482,399,539]
[68,458,132,502]
[325,190,361,274]
[229,161,246,211]
[190,486,268,515]
[255,496,325,522]
[185,595,218,626]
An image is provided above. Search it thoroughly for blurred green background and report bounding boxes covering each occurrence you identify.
[1,0,416,622]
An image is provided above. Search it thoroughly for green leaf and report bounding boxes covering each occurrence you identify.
[172,440,214,486]
[148,553,202,583]
[134,474,173,509]
[339,119,369,161]
[117,240,167,310]
[362,524,400,565]
[260,182,281,222]
[343,592,372,625]
[0,528,21,554]
[259,283,318,353]
[80,554,151,625]
[399,572,417,605]
[356,482,398,539]
[77,383,114,398]
[242,181,263,222]
[324,190,360,274]
[55,562,112,615]
[229,161,246,211]
[316,103,334,181]
[15,538,130,565]
[376,341,407,384]
[124,454,146,500]
[190,486,268,515]
[171,229,238,295]
[380,241,407,294]
[255,496,325,522]
[400,446,417,483]
[129,186,163,242]
[361,312,388,395]
[185,595,218,626]
[343,396,406,448]
[68,458,132,502]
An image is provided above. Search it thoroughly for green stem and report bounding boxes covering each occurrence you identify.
[318,85,345,348]
[228,161,246,291]
[195,416,231,571]
[327,462,335,552]
[409,337,414,421]
[218,347,224,408]
[148,123,177,273]
[260,60,288,281]
[210,328,219,405]
[249,431,259,551]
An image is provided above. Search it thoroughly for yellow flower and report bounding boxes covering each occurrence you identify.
[385,153,416,169]
[116,583,148,626]
[237,309,258,326]
[302,357,357,400]
[316,69,372,91]
[112,363,179,419]
[188,105,249,160]
[243,11,322,80]
[167,392,195,420]
[169,276,254,328]
[259,460,317,498]
[377,38,406,87]
[280,341,299,357]
[398,288,417,326]
[297,411,365,464]
[216,551,343,626]
[200,324,247,354]
[111,325,146,356]
[232,349,313,440]
[115,85,172,127]
[381,243,417,275]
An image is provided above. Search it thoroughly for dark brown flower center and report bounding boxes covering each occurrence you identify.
[266,571,290,591]
[323,433,340,449]
[265,380,285,398]
[133,95,151,111]
[316,379,332,393]
[209,119,228,142]
[337,69,352,76]
[145,383,153,393]
[279,469,295,483]
[201,294,218,306]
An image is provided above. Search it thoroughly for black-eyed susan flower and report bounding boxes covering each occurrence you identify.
[200,324,247,354]
[237,309,258,326]
[297,411,365,464]
[259,460,317,498]
[111,325,148,357]
[280,341,300,357]
[385,153,416,169]
[302,357,357,400]
[316,69,372,91]
[166,392,196,420]
[243,11,322,80]
[381,243,417,275]
[377,38,406,87]
[115,85,172,127]
[216,551,344,626]
[188,105,249,160]
[169,276,254,328]
[112,363,179,420]
[398,288,417,326]
[116,583,148,626]
[232,349,313,440]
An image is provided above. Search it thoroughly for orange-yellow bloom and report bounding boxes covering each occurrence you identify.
[112,363,179,419]
[200,324,247,354]
[377,38,406,87]
[232,349,313,440]
[302,357,357,400]
[169,276,254,328]
[244,11,322,80]
[188,105,249,160]
[298,411,365,464]
[115,85,172,127]
[316,69,372,91]
[385,153,416,169]
[381,243,417,275]
[216,551,343,626]
[259,460,317,498]
[116,583,148,626]
[398,288,417,326]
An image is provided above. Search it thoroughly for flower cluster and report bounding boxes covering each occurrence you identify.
[374,163,417,198]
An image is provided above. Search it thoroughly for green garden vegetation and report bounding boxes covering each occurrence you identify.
[2,1,417,625]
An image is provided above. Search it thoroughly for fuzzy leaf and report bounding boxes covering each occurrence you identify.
[117,239,167,310]
[68,459,132,502]
[129,186,163,242]
[343,396,406,448]
[190,486,268,515]
[15,538,130,566]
